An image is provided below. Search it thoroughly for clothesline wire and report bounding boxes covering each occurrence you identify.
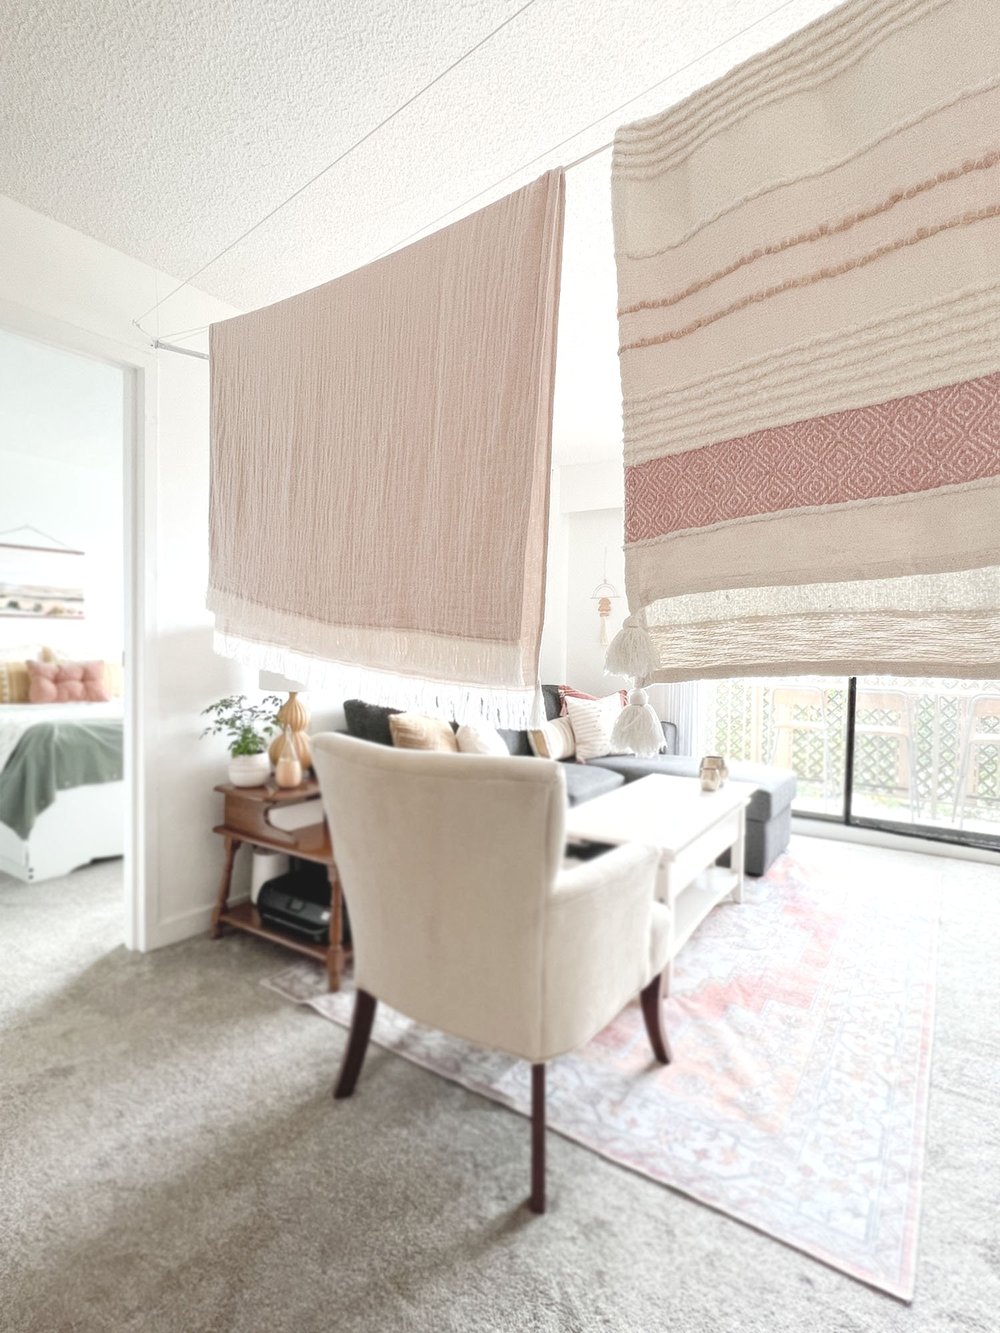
[149,0,800,349]
[135,0,540,330]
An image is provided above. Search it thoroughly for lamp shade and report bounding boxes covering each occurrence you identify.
[258,670,307,693]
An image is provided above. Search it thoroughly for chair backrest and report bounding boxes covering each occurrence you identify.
[312,732,566,1056]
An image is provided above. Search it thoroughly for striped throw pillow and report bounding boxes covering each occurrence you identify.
[564,693,630,762]
[528,716,576,761]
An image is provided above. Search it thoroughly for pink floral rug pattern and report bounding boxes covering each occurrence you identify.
[264,847,939,1300]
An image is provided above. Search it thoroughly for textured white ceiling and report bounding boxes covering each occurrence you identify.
[0,0,841,460]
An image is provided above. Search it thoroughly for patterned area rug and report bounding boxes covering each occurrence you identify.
[264,844,939,1300]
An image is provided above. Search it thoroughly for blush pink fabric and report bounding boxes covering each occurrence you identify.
[558,685,628,716]
[625,369,1000,542]
[27,660,109,704]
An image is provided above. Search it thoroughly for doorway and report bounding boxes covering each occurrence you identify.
[0,323,137,936]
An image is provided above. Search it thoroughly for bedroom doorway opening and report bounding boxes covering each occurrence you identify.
[0,325,128,934]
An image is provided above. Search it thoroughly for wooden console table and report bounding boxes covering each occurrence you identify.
[210,779,345,990]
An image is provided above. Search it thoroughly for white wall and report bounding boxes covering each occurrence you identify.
[545,460,705,749]
[0,191,253,946]
[0,328,125,658]
[540,459,629,694]
[564,507,628,696]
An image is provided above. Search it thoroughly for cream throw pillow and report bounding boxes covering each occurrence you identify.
[564,693,630,762]
[455,722,510,756]
[389,712,459,752]
[528,716,576,761]
[0,661,30,704]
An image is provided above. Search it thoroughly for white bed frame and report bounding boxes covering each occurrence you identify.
[0,779,125,882]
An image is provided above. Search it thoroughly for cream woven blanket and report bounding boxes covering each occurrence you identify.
[613,0,1000,681]
[208,171,564,724]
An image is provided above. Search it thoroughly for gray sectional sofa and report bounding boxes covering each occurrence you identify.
[342,685,796,877]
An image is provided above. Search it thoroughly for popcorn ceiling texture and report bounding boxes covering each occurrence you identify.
[0,0,837,318]
[0,0,837,464]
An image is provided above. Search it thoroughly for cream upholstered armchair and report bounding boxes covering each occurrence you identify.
[312,732,672,1213]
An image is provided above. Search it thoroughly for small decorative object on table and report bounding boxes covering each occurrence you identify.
[201,693,282,787]
[260,671,312,769]
[699,754,729,792]
[274,724,304,789]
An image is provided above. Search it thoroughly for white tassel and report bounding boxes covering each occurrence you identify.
[605,615,656,680]
[528,680,547,730]
[611,687,664,757]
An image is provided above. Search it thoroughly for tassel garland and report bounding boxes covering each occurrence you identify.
[605,615,656,680]
[611,686,664,757]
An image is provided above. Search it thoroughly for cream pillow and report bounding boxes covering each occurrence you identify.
[0,661,30,704]
[564,693,630,762]
[455,721,509,756]
[528,716,576,761]
[103,662,125,697]
[0,644,48,662]
[388,712,459,752]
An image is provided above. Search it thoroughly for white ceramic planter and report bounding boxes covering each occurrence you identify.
[228,752,271,787]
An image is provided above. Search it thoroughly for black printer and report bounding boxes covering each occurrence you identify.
[258,861,334,945]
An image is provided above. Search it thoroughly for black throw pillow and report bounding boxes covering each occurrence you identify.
[343,699,402,747]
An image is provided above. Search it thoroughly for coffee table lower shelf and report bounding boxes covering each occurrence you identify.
[673,866,740,956]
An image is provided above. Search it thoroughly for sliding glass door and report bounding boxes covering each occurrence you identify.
[702,676,1000,850]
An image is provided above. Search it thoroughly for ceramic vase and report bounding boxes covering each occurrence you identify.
[268,691,312,768]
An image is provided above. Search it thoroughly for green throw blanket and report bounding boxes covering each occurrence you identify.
[0,721,123,840]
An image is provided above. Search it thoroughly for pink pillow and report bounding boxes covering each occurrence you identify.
[558,684,628,715]
[27,659,109,704]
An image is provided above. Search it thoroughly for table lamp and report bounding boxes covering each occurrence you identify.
[259,670,311,770]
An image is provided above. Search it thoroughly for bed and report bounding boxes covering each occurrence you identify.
[0,700,125,882]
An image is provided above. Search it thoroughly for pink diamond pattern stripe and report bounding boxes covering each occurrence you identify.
[625,369,1000,543]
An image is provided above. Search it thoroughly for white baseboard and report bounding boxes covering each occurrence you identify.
[791,817,1000,867]
[147,893,250,951]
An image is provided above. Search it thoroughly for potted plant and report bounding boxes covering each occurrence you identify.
[201,694,283,787]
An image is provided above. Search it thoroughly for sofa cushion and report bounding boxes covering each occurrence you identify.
[564,692,628,761]
[542,683,562,721]
[343,699,401,747]
[561,762,626,806]
[455,721,510,756]
[586,755,796,822]
[497,726,531,757]
[495,684,563,756]
[660,721,679,756]
[528,716,576,760]
[389,712,459,752]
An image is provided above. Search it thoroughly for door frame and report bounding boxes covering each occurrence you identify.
[0,298,158,951]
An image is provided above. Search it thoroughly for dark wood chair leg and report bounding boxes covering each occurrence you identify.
[640,969,672,1065]
[333,989,377,1099]
[326,868,343,992]
[529,1062,546,1214]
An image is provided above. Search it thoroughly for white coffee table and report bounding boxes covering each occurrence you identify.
[564,774,749,992]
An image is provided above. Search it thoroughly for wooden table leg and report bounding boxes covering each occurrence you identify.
[210,834,241,939]
[326,866,343,992]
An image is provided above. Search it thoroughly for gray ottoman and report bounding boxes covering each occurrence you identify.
[586,755,797,875]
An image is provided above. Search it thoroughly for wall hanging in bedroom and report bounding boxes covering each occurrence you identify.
[0,527,85,621]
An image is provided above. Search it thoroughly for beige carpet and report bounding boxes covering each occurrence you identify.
[2,839,999,1332]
